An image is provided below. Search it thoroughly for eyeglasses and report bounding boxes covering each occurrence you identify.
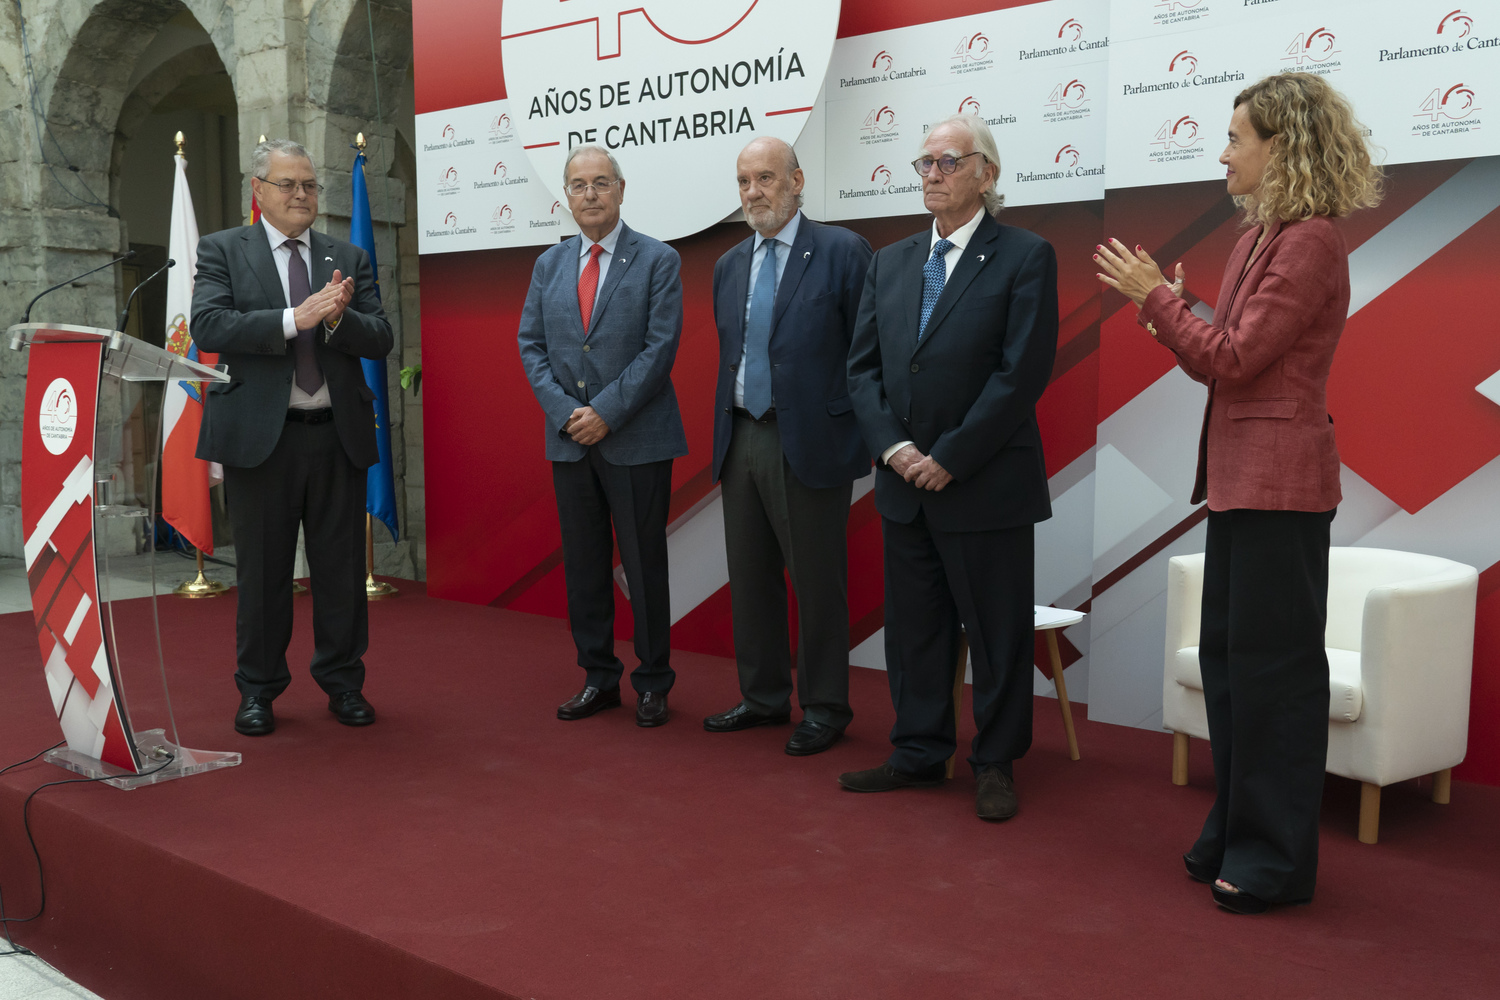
[257,177,324,196]
[565,179,619,197]
[911,151,987,177]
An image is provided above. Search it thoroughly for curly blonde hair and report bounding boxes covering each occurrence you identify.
[1233,73,1383,226]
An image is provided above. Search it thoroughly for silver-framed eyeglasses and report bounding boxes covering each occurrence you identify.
[257,177,324,196]
[911,151,987,177]
[566,179,619,197]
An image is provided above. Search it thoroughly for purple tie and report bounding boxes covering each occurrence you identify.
[284,240,324,395]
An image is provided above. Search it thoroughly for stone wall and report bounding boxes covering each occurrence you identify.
[0,0,421,575]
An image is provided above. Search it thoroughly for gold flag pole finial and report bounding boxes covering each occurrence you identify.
[356,132,367,151]
[258,134,267,143]
[174,131,185,156]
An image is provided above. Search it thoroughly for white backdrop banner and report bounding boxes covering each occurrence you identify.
[416,0,1499,253]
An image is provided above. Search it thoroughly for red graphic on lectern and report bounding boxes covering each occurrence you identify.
[1417,83,1479,121]
[442,124,456,140]
[1056,145,1080,167]
[1438,10,1474,36]
[444,211,459,226]
[501,1,760,60]
[1058,18,1083,41]
[872,50,893,71]
[22,339,139,773]
[494,162,509,179]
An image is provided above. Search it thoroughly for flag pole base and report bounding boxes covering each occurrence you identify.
[173,569,227,598]
[366,573,398,600]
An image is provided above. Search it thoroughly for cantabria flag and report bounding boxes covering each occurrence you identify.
[161,150,221,553]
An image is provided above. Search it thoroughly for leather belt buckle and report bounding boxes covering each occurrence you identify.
[286,407,335,425]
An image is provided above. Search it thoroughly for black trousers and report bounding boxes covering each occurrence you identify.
[1193,507,1334,902]
[552,449,674,695]
[720,413,853,729]
[881,511,1034,775]
[224,418,368,700]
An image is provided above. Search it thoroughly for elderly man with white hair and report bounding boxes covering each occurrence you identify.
[840,114,1059,821]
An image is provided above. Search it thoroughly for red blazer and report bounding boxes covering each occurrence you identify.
[1138,216,1349,512]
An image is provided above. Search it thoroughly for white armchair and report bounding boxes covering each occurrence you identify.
[1164,547,1478,844]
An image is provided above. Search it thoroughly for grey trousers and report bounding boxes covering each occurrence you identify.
[720,413,853,729]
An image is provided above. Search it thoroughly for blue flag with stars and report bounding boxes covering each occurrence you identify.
[351,148,399,542]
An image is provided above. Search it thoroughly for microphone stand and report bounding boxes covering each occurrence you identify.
[118,258,175,332]
[22,249,138,323]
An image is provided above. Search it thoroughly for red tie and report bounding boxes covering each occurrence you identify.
[578,243,605,333]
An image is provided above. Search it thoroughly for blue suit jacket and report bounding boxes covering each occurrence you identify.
[518,222,688,465]
[847,212,1057,532]
[710,216,873,489]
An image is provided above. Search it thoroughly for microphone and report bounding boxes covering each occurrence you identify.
[117,258,175,333]
[22,250,138,323]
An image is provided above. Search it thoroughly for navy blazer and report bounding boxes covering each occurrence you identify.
[847,212,1058,532]
[191,225,393,470]
[710,216,873,489]
[517,222,688,465]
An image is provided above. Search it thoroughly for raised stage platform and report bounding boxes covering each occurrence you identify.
[2,587,1497,999]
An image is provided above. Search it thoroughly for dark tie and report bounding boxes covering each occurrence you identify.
[578,243,604,333]
[741,237,779,419]
[284,240,324,395]
[919,238,955,341]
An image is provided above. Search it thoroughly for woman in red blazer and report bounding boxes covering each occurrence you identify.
[1095,73,1382,914]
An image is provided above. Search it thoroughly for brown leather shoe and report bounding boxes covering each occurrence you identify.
[636,691,669,727]
[837,762,944,792]
[557,686,621,720]
[975,765,1018,821]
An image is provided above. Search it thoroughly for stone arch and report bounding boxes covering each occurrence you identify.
[35,0,236,215]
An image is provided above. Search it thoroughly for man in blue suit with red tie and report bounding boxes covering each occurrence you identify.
[703,137,872,756]
[518,146,687,728]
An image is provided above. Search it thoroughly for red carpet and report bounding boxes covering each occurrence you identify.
[1,588,1497,999]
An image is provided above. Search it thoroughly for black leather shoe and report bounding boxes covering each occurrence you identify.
[785,720,842,756]
[328,691,376,726]
[837,762,944,792]
[557,686,621,720]
[636,691,669,727]
[1211,880,1311,914]
[1184,852,1220,884]
[975,765,1018,821]
[703,702,791,732]
[234,696,275,736]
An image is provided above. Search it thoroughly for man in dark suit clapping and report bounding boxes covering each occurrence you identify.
[703,137,872,756]
[518,147,687,728]
[841,115,1058,820]
[192,138,393,736]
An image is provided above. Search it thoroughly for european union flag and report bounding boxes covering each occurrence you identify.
[351,148,399,543]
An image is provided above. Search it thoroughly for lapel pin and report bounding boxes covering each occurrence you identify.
[803,251,811,259]
[324,256,334,262]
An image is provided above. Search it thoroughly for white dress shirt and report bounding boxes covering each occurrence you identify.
[734,210,802,408]
[260,216,331,410]
[881,207,989,465]
[578,218,624,315]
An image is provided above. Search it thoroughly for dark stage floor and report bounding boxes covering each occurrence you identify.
[1,588,1497,999]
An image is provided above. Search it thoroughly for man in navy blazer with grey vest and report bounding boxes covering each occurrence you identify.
[192,139,392,737]
[841,115,1057,821]
[518,146,687,727]
[704,137,872,756]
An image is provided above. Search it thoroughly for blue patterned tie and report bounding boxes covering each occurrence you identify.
[742,237,779,419]
[918,238,954,341]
